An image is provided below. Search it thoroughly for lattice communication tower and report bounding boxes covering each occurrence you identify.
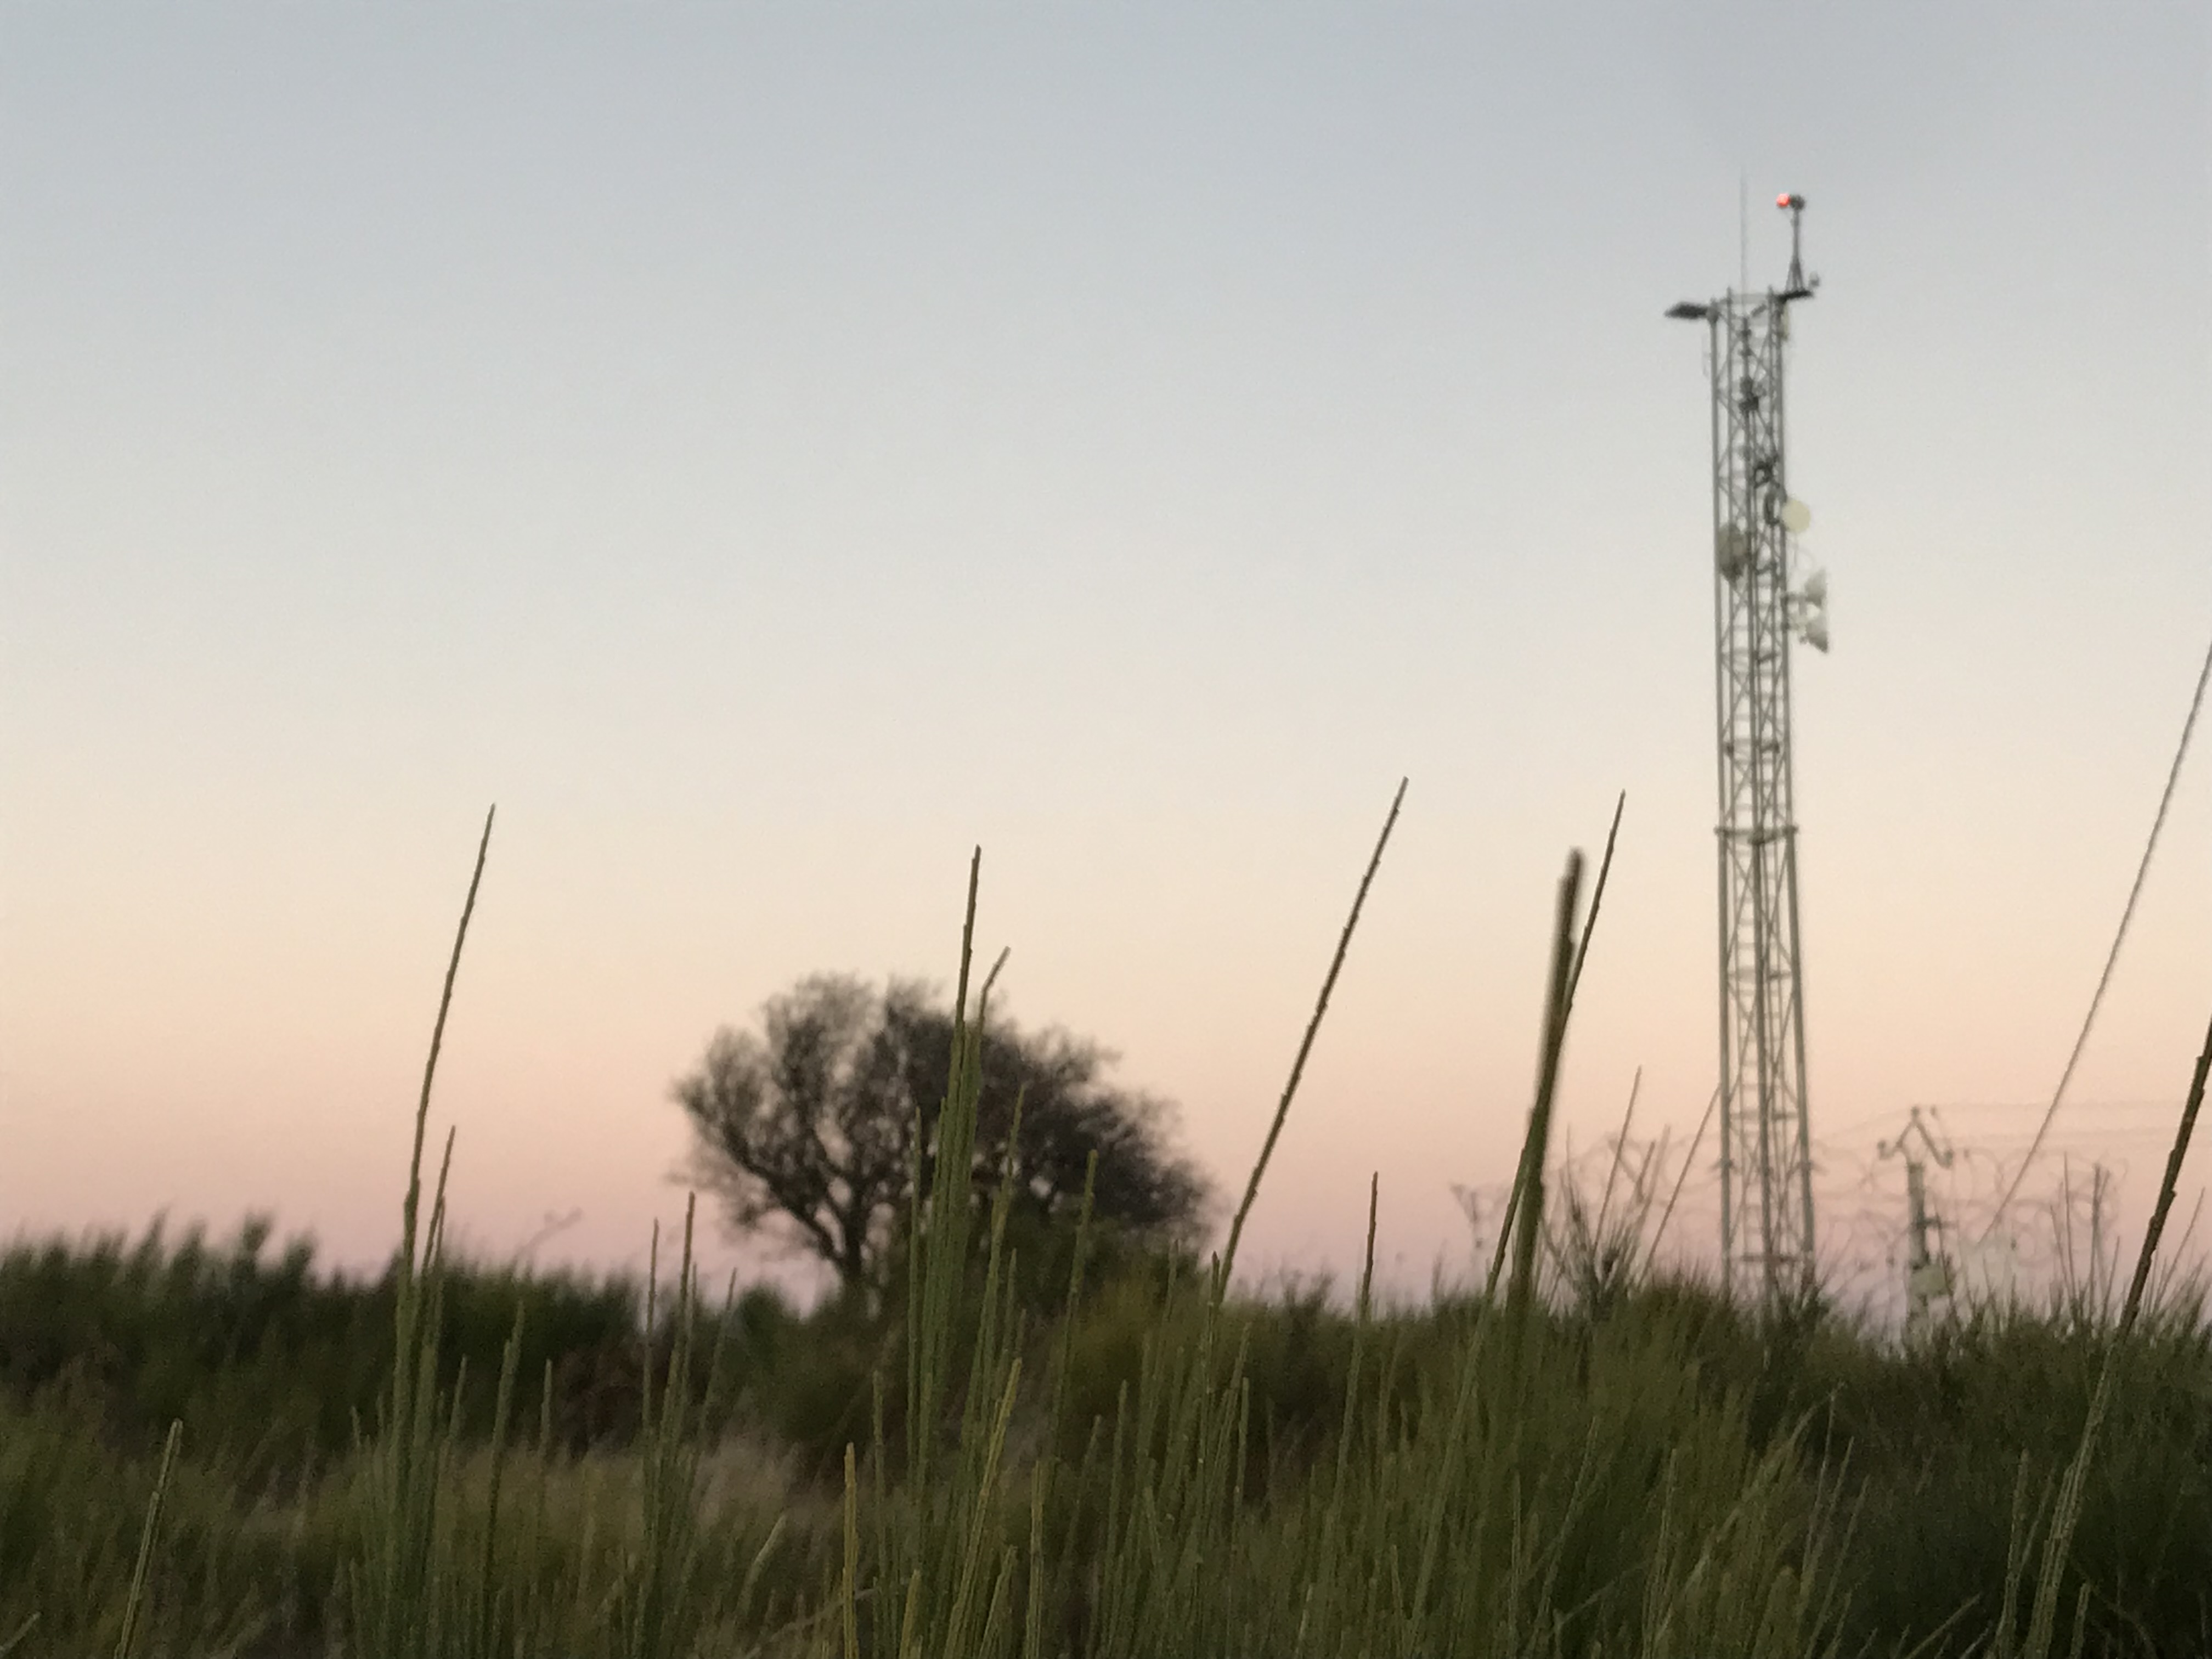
[1667,195,1832,1302]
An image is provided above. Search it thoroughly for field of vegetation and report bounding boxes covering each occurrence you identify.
[5,811,2209,1658]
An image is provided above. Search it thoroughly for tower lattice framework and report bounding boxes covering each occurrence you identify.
[1674,197,1825,1302]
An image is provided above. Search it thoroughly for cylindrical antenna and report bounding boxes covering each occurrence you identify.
[1739,173,1749,294]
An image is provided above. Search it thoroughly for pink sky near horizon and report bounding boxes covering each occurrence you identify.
[2,4,2208,1311]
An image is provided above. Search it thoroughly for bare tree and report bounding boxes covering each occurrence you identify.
[674,974,1211,1296]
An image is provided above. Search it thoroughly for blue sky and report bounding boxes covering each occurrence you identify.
[3,4,2207,1301]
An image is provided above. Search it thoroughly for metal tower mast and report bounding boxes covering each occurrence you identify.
[1668,194,1831,1302]
[1879,1108,1956,1338]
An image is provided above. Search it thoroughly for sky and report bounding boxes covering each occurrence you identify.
[2,3,2207,1309]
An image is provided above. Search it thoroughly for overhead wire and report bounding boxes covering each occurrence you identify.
[1978,620,2212,1244]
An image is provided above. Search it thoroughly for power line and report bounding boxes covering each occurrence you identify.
[1979,618,2212,1244]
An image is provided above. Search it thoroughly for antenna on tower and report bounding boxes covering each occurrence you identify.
[1778,193,1816,301]
[1739,173,1749,294]
[1666,190,1827,1305]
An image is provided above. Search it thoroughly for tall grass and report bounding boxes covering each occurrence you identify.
[5,802,2211,1655]
[807,800,1846,1658]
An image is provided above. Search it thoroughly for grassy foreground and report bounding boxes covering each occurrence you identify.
[6,814,2210,1657]
[8,1240,2212,1657]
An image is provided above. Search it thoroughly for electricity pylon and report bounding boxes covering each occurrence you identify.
[1668,194,1832,1303]
[1879,1107,1956,1337]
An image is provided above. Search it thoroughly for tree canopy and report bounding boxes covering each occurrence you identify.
[673,974,1211,1296]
